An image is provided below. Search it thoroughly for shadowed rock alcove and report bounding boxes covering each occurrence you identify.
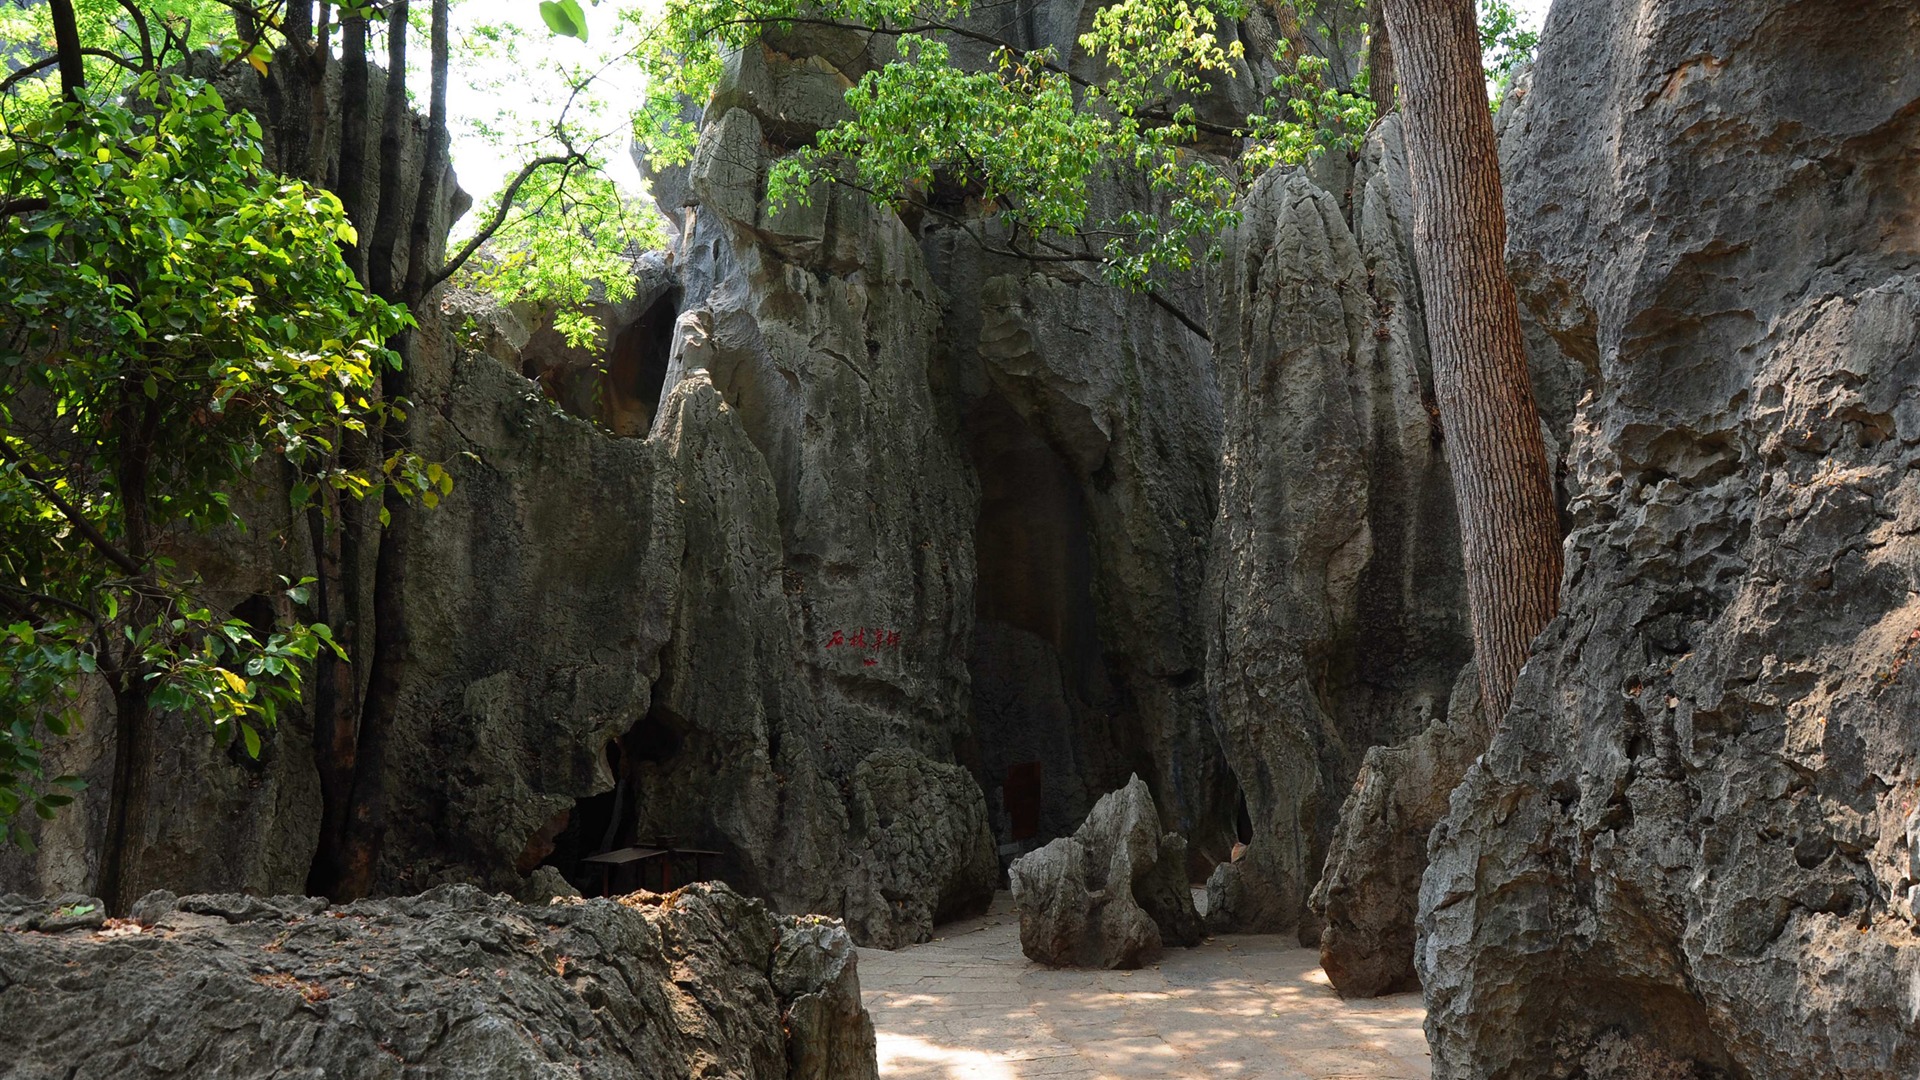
[963,389,1154,856]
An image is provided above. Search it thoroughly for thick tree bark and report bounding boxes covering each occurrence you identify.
[1375,0,1560,716]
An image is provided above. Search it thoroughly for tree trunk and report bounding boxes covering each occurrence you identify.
[367,0,410,301]
[402,0,450,302]
[336,11,372,279]
[1375,0,1560,716]
[302,490,367,899]
[305,1,334,186]
[268,0,313,180]
[47,0,84,100]
[1366,0,1396,110]
[96,394,158,913]
[96,680,150,913]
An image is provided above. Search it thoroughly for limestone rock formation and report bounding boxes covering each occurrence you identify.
[1311,662,1484,997]
[1009,775,1201,969]
[638,66,999,944]
[1419,2,1920,1077]
[0,882,877,1079]
[843,749,1002,949]
[1203,129,1474,938]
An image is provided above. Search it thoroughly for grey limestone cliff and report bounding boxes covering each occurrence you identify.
[1419,1,1920,1076]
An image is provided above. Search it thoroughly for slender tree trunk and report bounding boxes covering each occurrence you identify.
[303,489,365,898]
[337,10,372,279]
[403,0,449,301]
[306,1,334,186]
[47,0,84,100]
[270,0,314,179]
[96,395,158,913]
[97,680,150,913]
[1366,0,1396,110]
[367,0,410,301]
[1375,0,1560,716]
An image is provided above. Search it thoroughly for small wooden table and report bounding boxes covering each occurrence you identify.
[582,846,664,896]
[582,842,724,895]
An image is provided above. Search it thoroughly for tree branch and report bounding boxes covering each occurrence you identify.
[0,582,100,626]
[425,153,575,291]
[0,449,144,576]
[825,173,1211,341]
[0,48,144,97]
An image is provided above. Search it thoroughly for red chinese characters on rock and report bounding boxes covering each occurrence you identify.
[824,628,903,665]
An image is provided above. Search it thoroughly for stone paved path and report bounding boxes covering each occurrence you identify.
[859,893,1429,1080]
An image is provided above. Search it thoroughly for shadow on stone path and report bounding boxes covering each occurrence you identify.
[859,892,1429,1080]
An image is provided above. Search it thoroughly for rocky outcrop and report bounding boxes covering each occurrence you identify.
[1311,662,1484,997]
[0,881,876,1079]
[634,56,998,944]
[842,749,1001,949]
[1009,775,1201,969]
[1419,2,1920,1077]
[1202,122,1475,938]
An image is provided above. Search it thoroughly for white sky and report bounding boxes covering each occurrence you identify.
[440,0,1557,215]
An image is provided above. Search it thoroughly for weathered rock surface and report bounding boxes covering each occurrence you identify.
[1202,128,1474,938]
[842,749,1001,949]
[637,77,998,945]
[1009,775,1200,969]
[0,881,877,1079]
[1311,662,1485,997]
[1419,2,1920,1077]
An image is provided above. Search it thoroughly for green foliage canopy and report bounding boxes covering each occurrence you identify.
[0,75,427,846]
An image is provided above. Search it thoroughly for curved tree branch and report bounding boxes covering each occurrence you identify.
[425,152,575,291]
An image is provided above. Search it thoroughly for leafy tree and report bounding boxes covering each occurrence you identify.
[445,13,668,350]
[633,0,1381,301]
[0,71,430,898]
[1478,0,1539,108]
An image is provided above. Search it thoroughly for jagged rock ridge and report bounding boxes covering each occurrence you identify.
[0,882,877,1079]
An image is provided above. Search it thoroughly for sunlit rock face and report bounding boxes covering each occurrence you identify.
[1203,118,1488,942]
[1420,1,1920,1076]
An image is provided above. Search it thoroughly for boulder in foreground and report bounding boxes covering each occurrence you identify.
[1009,775,1201,969]
[0,881,876,1080]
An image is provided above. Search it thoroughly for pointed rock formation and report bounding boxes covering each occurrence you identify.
[1009,775,1201,969]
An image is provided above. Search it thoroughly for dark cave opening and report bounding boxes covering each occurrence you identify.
[540,705,705,896]
[538,736,633,895]
[963,389,1151,857]
[601,287,682,437]
[518,286,682,438]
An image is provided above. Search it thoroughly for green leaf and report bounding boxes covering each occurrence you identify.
[538,0,587,41]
